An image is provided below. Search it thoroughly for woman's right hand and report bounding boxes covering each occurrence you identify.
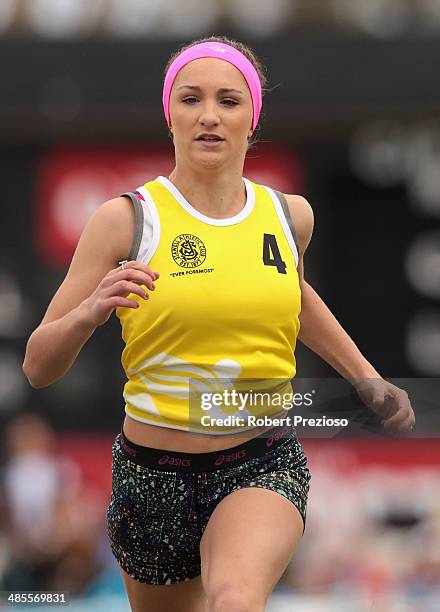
[82,261,160,327]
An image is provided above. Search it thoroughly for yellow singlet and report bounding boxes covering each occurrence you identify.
[116,175,301,434]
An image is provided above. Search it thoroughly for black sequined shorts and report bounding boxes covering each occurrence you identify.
[107,424,311,585]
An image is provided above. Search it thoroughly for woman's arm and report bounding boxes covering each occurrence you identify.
[285,194,415,432]
[23,197,158,388]
[285,194,379,379]
[298,284,381,381]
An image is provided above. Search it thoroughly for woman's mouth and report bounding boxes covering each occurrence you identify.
[195,138,225,147]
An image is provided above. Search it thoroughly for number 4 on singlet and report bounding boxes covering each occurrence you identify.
[263,233,287,274]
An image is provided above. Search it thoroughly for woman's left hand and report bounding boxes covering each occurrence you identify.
[353,378,416,433]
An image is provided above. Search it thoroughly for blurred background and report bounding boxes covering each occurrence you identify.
[1,1,440,610]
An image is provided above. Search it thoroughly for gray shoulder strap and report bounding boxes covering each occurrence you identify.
[121,191,144,261]
[273,189,300,256]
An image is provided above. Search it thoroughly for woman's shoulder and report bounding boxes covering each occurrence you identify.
[283,193,314,255]
[252,179,314,254]
[253,178,312,218]
[283,193,313,219]
[84,195,136,263]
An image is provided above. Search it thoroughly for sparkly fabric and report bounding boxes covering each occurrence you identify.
[107,432,311,585]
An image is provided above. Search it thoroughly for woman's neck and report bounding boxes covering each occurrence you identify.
[167,166,247,219]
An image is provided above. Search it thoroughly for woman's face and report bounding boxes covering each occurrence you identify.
[168,57,254,169]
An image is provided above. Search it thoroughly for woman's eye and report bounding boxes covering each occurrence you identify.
[181,97,238,106]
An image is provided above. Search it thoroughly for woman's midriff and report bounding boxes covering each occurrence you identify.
[122,415,276,453]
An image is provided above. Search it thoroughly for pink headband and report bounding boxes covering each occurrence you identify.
[162,42,262,132]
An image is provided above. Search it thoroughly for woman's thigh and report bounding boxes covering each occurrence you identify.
[119,566,207,612]
[198,433,311,609]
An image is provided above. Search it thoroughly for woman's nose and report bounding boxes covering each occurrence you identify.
[198,101,220,126]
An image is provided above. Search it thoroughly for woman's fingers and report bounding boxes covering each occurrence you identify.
[110,280,150,300]
[383,407,415,432]
[355,379,416,433]
[113,269,156,291]
[105,296,141,310]
[382,389,415,432]
[109,260,160,283]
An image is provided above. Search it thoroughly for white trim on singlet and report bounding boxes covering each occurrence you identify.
[156,175,255,226]
[264,185,299,267]
[136,185,161,265]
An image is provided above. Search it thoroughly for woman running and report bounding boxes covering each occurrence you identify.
[23,35,415,612]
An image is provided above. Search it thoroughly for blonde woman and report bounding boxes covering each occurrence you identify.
[24,35,415,612]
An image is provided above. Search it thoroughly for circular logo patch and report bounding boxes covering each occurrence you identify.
[171,234,206,268]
